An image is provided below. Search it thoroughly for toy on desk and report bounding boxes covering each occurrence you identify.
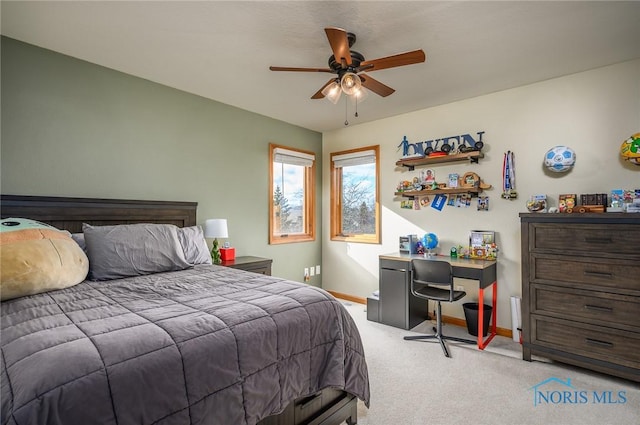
[422,233,438,257]
[468,230,498,260]
[474,243,498,260]
[454,243,498,260]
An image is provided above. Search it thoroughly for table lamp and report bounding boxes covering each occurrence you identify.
[205,219,228,264]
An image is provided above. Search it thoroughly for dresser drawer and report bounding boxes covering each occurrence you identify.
[531,315,640,369]
[531,284,640,331]
[529,223,640,257]
[531,254,640,293]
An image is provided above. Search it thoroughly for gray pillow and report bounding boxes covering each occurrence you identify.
[71,233,87,254]
[83,223,191,281]
[177,225,212,265]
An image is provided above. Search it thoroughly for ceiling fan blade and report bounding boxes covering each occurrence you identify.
[270,66,333,73]
[325,27,352,67]
[311,79,337,99]
[358,49,426,72]
[360,74,395,97]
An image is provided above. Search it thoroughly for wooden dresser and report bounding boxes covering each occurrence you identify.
[520,213,640,382]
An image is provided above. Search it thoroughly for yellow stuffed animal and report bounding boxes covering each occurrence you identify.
[0,218,89,301]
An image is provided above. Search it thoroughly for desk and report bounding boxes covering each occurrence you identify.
[378,253,497,350]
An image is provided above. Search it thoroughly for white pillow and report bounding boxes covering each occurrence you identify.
[177,226,212,265]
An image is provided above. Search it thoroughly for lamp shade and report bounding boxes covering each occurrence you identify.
[340,72,362,96]
[204,219,228,238]
[321,80,342,104]
[352,85,368,102]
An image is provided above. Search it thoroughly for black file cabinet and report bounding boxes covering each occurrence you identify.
[378,258,428,329]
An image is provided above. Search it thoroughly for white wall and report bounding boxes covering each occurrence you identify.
[322,59,640,329]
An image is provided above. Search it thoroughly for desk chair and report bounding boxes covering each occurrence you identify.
[404,259,476,358]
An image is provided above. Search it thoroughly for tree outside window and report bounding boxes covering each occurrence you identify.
[330,145,380,243]
[269,144,315,244]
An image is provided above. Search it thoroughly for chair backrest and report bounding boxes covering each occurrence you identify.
[411,259,454,302]
[411,259,452,285]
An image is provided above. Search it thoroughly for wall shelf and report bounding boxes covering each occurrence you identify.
[396,151,484,170]
[395,187,482,199]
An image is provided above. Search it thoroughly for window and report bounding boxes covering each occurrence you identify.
[269,143,315,244]
[330,145,380,243]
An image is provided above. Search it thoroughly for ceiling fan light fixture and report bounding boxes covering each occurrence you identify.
[340,72,362,96]
[322,80,342,104]
[352,86,368,102]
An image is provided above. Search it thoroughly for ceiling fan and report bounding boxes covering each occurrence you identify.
[269,27,426,101]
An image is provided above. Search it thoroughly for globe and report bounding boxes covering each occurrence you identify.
[423,233,438,250]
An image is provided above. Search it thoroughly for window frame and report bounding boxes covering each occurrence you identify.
[269,143,316,244]
[330,145,381,244]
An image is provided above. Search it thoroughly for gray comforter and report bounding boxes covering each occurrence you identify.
[1,265,370,425]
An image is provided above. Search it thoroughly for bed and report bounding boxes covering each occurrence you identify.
[0,195,369,425]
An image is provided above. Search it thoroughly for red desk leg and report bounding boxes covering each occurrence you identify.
[477,280,497,350]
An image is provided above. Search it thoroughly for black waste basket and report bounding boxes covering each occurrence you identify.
[463,303,492,337]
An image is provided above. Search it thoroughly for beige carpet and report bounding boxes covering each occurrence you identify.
[340,301,639,425]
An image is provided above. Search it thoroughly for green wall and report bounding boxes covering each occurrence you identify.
[1,36,323,284]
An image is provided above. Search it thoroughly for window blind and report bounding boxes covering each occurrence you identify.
[273,147,315,167]
[332,150,376,168]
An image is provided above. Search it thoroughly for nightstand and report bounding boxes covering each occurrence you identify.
[220,256,272,275]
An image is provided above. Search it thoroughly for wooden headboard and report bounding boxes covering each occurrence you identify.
[1,195,197,233]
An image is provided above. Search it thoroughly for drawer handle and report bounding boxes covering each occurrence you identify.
[583,237,613,244]
[583,270,613,278]
[584,304,613,313]
[585,338,613,348]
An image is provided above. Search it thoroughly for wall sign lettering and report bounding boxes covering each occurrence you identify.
[398,131,485,157]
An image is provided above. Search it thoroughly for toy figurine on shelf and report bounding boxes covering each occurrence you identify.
[397,180,412,192]
[526,195,547,212]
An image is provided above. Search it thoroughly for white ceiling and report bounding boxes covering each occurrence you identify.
[2,1,640,133]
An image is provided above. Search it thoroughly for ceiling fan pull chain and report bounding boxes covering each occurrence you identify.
[344,96,349,126]
[355,96,359,118]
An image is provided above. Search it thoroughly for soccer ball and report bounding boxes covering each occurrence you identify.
[544,146,576,172]
[620,133,640,165]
